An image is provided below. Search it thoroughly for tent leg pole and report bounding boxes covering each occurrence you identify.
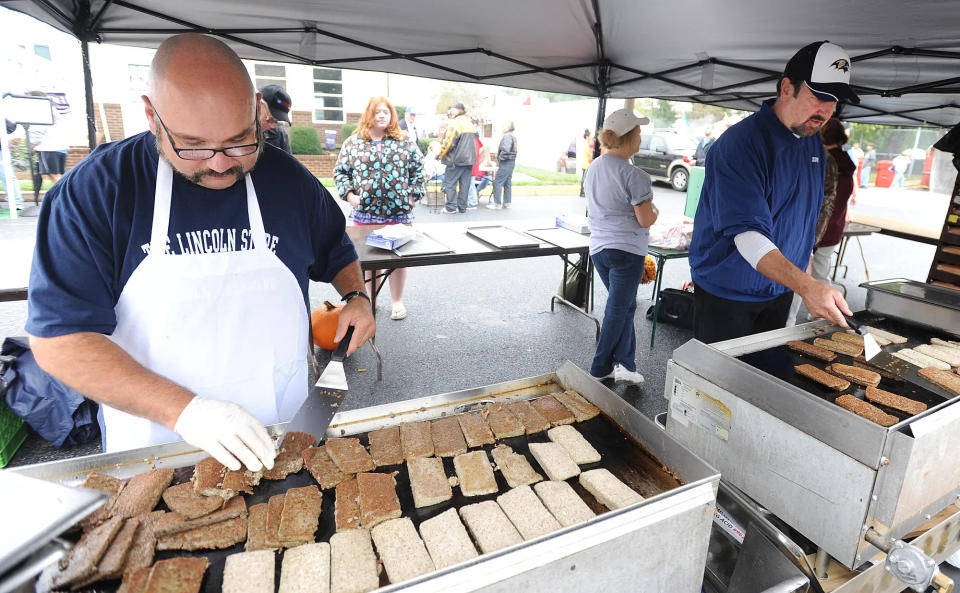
[81,39,97,151]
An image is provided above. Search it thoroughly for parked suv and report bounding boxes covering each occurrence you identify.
[631,130,698,192]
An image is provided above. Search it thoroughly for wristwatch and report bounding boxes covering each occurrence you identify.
[340,290,371,305]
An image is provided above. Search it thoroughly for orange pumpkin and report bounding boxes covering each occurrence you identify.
[311,300,343,350]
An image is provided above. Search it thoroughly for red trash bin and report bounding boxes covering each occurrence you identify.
[874,159,895,188]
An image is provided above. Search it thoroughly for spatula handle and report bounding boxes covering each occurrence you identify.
[842,315,862,332]
[331,325,355,363]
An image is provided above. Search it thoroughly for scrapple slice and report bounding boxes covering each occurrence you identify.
[222,550,274,593]
[505,400,551,434]
[786,340,836,362]
[534,480,596,527]
[407,456,453,508]
[861,325,908,345]
[547,425,601,464]
[245,503,272,551]
[121,511,164,575]
[453,450,498,497]
[835,394,898,427]
[531,395,576,426]
[302,446,348,489]
[278,485,323,544]
[456,412,495,447]
[528,441,580,481]
[826,363,881,388]
[893,348,952,370]
[263,431,315,480]
[357,472,401,528]
[418,508,478,569]
[279,542,330,593]
[370,518,436,584]
[919,366,960,395]
[917,344,960,367]
[334,478,360,531]
[78,472,125,530]
[813,337,864,357]
[490,444,542,488]
[794,364,850,391]
[459,500,523,553]
[265,494,287,547]
[553,389,600,422]
[152,495,247,538]
[325,437,376,474]
[192,457,228,497]
[143,556,208,593]
[51,516,124,588]
[221,469,261,495]
[482,402,525,438]
[831,331,864,346]
[497,485,562,540]
[431,416,469,457]
[865,386,927,415]
[73,517,141,586]
[330,529,378,593]
[156,514,247,551]
[118,566,151,593]
[579,468,644,510]
[367,426,403,467]
[162,482,223,520]
[112,468,175,519]
[400,421,434,458]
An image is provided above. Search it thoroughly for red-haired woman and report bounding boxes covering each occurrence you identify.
[334,97,424,320]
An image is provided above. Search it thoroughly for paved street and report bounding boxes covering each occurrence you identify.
[0,182,949,464]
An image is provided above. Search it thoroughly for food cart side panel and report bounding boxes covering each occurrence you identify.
[664,361,874,567]
[386,483,716,593]
[880,402,960,534]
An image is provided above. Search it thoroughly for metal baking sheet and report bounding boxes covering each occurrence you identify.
[392,233,452,257]
[861,278,960,311]
[525,227,590,250]
[466,225,540,249]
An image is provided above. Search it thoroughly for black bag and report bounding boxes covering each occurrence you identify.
[558,255,589,308]
[1,337,99,448]
[645,288,695,330]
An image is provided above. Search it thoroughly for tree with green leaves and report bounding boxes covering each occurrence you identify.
[433,83,483,114]
[649,99,679,128]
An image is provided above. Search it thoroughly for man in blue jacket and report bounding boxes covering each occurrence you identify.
[689,41,859,343]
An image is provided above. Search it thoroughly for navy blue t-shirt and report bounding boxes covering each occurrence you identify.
[27,132,357,338]
[689,100,825,302]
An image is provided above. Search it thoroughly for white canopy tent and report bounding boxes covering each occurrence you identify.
[5,0,960,151]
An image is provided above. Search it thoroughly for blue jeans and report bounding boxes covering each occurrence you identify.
[445,165,473,212]
[893,171,905,188]
[590,248,646,377]
[467,175,491,206]
[493,160,515,205]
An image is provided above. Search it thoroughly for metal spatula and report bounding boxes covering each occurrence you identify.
[281,326,354,446]
[843,315,882,361]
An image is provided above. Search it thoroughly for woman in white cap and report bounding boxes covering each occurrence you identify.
[584,108,659,384]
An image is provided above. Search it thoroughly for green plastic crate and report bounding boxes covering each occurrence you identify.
[0,400,27,468]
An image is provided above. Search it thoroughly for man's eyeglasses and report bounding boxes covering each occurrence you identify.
[149,101,260,161]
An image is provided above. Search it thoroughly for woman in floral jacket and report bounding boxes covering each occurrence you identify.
[334,96,424,320]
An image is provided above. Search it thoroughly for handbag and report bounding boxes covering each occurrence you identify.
[645,288,695,330]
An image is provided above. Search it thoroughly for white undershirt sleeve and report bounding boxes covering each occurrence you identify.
[734,231,778,270]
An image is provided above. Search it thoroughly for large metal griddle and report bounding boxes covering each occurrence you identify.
[665,282,960,590]
[13,362,719,593]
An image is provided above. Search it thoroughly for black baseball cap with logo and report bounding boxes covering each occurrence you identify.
[783,41,860,104]
[260,85,292,123]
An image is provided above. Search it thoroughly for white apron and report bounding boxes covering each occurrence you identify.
[100,159,309,452]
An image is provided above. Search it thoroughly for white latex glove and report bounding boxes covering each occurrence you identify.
[173,397,276,472]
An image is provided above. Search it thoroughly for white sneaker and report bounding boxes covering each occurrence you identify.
[486,204,502,210]
[613,365,644,385]
[591,369,615,380]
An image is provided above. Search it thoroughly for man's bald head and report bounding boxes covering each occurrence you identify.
[144,34,261,190]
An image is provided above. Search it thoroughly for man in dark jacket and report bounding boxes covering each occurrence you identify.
[438,103,478,214]
[260,85,292,154]
[490,121,517,209]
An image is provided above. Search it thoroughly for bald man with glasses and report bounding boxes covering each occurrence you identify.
[27,34,375,471]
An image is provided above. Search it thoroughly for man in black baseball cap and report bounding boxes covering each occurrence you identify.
[688,41,857,344]
[259,84,292,153]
